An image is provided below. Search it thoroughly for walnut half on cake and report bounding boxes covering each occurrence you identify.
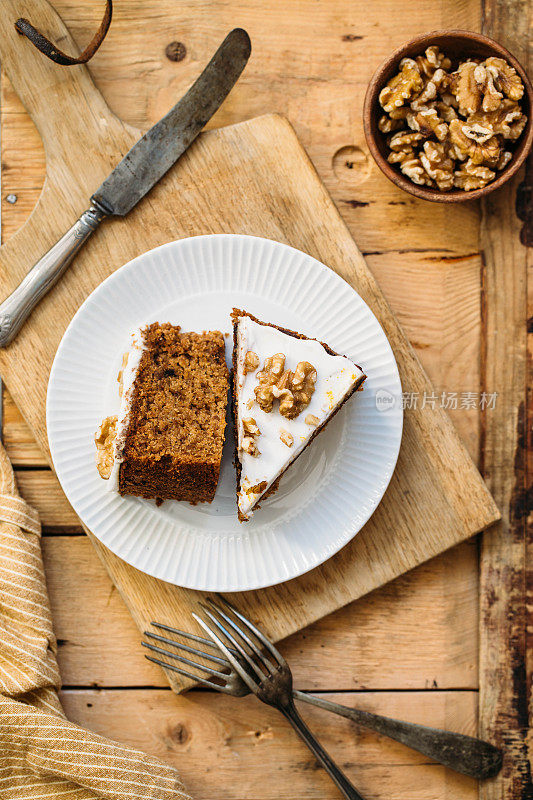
[95,322,229,504]
[231,309,366,522]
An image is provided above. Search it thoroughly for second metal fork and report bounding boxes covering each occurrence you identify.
[196,597,366,800]
[143,599,502,783]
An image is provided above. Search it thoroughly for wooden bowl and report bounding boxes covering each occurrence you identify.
[363,30,533,202]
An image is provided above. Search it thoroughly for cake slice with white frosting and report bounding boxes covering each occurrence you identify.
[231,309,366,521]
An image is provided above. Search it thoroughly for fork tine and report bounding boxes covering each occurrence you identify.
[141,641,230,679]
[193,611,259,693]
[206,598,275,674]
[216,595,286,667]
[144,654,233,692]
[151,623,222,649]
[199,604,267,682]
[150,621,240,657]
[144,630,230,667]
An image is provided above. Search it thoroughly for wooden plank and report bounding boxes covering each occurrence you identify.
[1,105,45,190]
[15,470,80,530]
[479,3,531,800]
[4,392,47,466]
[1,190,43,242]
[59,687,479,800]
[42,535,478,689]
[367,251,482,462]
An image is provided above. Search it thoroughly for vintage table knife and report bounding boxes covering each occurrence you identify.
[0,27,251,347]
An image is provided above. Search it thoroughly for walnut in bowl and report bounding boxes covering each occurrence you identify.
[364,31,533,202]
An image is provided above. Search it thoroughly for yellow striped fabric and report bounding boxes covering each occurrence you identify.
[0,493,41,535]
[0,443,192,800]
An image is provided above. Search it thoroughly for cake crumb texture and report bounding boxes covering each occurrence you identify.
[119,322,228,503]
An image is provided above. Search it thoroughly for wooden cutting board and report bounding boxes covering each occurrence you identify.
[0,0,500,692]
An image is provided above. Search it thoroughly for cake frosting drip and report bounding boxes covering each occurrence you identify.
[235,316,364,519]
[108,328,146,491]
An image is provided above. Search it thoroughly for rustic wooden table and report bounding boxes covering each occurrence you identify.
[1,2,529,799]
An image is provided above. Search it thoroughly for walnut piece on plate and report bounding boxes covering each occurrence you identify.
[287,361,317,419]
[95,415,118,479]
[378,45,528,192]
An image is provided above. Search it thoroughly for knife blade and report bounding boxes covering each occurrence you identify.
[92,28,251,216]
[0,27,251,347]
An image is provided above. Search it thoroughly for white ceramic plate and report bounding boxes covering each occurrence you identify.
[47,234,403,591]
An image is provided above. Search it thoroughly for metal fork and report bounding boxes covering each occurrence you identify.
[200,597,365,799]
[143,599,502,784]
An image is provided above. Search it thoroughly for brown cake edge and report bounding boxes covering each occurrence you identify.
[231,308,367,522]
[119,459,220,504]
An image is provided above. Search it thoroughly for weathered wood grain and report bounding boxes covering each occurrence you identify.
[41,535,478,689]
[367,251,482,461]
[0,0,499,696]
[478,183,530,800]
[478,3,532,800]
[15,470,80,529]
[4,393,47,466]
[59,688,479,800]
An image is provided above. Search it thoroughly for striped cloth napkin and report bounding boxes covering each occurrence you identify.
[0,442,192,800]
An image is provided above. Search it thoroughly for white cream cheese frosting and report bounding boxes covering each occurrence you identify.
[235,315,365,520]
[108,328,147,491]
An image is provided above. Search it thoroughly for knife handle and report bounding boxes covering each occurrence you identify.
[293,691,503,780]
[0,204,107,347]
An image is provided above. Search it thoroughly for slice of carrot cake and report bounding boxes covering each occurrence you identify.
[231,309,366,521]
[95,322,228,503]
